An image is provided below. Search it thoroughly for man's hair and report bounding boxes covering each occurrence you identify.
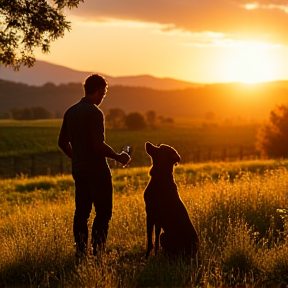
[84,74,108,95]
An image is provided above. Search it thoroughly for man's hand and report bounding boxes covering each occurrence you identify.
[117,151,131,167]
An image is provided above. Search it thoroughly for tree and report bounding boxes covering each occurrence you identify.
[125,112,146,130]
[256,104,288,158]
[158,115,174,124]
[145,110,157,128]
[105,108,126,129]
[0,0,83,70]
[10,107,33,120]
[31,106,53,119]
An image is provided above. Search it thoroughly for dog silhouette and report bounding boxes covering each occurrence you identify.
[144,141,199,258]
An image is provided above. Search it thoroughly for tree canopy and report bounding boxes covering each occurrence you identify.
[9,106,53,120]
[125,112,147,130]
[105,108,126,129]
[0,0,83,70]
[256,104,288,159]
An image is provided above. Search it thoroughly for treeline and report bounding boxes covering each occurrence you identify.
[105,108,173,130]
[1,105,174,129]
[1,106,55,120]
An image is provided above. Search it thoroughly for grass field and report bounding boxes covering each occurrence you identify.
[0,119,260,178]
[0,119,259,156]
[1,161,288,287]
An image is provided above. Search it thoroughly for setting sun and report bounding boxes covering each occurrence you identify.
[221,42,280,83]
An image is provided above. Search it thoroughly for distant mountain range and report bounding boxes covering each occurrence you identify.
[0,60,202,90]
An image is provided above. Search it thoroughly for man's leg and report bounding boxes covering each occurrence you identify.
[91,172,113,255]
[73,172,93,256]
[91,209,112,255]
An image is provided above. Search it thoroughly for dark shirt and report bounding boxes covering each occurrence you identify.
[62,97,109,172]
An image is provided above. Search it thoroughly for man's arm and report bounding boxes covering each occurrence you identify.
[58,119,73,160]
[94,141,130,166]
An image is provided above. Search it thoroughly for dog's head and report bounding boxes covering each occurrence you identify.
[145,141,180,169]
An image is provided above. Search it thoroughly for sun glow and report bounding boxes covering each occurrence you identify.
[221,41,281,83]
[243,3,259,10]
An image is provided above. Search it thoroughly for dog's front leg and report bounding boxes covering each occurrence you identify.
[145,212,154,259]
[154,224,161,256]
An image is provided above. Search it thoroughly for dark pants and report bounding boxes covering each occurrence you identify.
[72,170,113,255]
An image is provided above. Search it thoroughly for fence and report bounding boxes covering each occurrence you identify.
[0,144,262,178]
[180,144,261,163]
[0,152,72,178]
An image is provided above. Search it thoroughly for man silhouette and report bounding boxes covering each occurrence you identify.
[58,74,130,257]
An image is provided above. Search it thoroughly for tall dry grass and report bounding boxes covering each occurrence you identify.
[0,163,288,287]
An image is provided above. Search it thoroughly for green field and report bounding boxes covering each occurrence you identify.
[1,162,288,287]
[0,119,261,178]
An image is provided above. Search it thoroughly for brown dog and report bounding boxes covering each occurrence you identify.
[144,141,199,258]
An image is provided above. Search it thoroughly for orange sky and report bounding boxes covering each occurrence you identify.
[36,0,288,84]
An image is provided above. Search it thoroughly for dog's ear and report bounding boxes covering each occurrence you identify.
[145,141,156,149]
[145,141,158,156]
[145,141,152,148]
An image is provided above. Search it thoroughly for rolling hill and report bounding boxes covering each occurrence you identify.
[0,61,202,90]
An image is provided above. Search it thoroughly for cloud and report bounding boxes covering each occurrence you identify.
[176,30,282,48]
[238,0,288,13]
[235,0,288,5]
[68,0,288,44]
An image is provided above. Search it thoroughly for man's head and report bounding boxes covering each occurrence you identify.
[84,74,108,105]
